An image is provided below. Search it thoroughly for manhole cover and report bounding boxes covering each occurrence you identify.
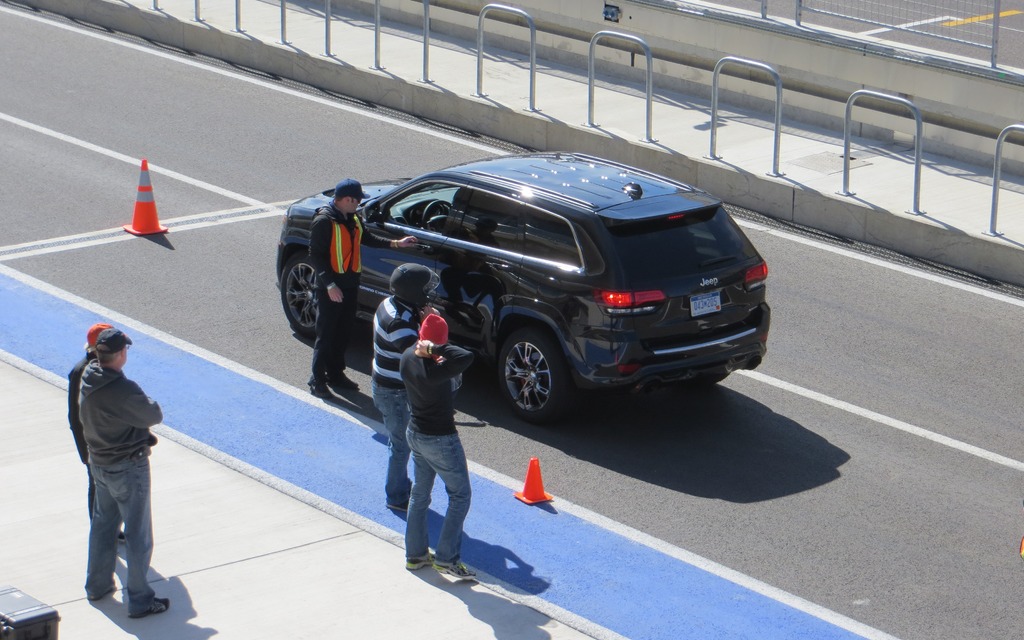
[789,151,871,175]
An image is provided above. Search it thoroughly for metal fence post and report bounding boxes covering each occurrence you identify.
[992,0,1003,68]
[474,4,537,112]
[420,0,431,83]
[586,31,656,143]
[234,0,243,33]
[987,124,1024,236]
[194,0,201,22]
[324,0,331,56]
[280,0,289,45]
[840,90,924,215]
[371,0,383,70]
[707,56,784,177]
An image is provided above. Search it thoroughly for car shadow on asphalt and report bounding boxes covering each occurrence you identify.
[455,363,851,504]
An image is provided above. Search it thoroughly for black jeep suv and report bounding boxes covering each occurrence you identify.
[277,153,770,423]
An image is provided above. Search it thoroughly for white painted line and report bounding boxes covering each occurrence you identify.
[0,348,626,640]
[0,111,265,206]
[0,204,289,261]
[738,370,1024,472]
[0,6,505,156]
[860,16,955,37]
[0,260,904,639]
[737,218,1024,309]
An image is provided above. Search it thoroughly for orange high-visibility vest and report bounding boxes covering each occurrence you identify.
[329,217,363,274]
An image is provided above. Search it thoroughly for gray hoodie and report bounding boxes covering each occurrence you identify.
[79,361,163,466]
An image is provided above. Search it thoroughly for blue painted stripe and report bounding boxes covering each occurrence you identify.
[0,269,868,640]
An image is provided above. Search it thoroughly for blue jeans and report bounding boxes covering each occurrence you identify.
[405,429,471,565]
[371,380,411,507]
[85,455,156,616]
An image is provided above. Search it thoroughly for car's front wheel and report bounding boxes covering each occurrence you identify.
[280,252,317,338]
[498,327,574,424]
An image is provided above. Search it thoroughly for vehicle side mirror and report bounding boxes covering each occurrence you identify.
[363,203,383,223]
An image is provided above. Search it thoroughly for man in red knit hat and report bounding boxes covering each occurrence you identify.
[399,314,477,580]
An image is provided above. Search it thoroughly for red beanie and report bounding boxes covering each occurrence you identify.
[419,314,448,345]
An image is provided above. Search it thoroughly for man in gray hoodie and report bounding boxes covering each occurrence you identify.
[80,327,169,618]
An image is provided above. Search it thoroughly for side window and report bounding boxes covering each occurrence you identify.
[522,209,582,269]
[452,190,523,251]
[383,182,464,231]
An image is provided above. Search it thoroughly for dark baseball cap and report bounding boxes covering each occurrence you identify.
[94,328,132,353]
[334,179,367,201]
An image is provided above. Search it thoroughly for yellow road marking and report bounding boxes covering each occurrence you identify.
[943,10,1022,27]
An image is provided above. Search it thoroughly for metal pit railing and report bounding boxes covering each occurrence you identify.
[707,56,784,177]
[841,90,924,215]
[586,31,655,143]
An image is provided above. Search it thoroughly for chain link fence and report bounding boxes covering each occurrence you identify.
[796,0,1003,65]
[659,0,1009,67]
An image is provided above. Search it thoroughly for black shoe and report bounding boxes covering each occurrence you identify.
[117,531,126,544]
[328,373,359,391]
[309,382,332,398]
[129,597,169,619]
[386,501,409,512]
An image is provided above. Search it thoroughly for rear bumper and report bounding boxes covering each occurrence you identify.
[571,303,770,390]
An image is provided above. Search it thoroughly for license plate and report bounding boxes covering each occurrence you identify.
[689,291,721,317]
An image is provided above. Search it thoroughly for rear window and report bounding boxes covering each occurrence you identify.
[605,206,758,279]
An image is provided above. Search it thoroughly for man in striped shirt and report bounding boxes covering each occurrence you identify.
[372,263,440,511]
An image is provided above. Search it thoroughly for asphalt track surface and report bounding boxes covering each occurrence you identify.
[2,6,1023,640]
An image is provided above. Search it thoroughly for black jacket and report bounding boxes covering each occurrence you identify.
[67,352,94,464]
[400,343,474,436]
[308,203,391,291]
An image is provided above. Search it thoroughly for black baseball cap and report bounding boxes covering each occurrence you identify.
[94,328,132,353]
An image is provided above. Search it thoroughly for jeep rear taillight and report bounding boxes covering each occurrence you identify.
[744,262,768,290]
[595,289,666,315]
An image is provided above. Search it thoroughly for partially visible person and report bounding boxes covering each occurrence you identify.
[400,314,477,581]
[307,178,417,398]
[372,264,440,511]
[80,328,169,618]
[68,322,112,518]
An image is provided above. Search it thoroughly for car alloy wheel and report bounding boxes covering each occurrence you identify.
[281,253,317,338]
[499,328,573,424]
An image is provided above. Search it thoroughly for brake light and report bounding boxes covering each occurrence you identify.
[595,289,666,314]
[744,262,768,290]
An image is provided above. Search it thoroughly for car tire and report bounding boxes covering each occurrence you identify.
[280,252,317,338]
[498,327,575,424]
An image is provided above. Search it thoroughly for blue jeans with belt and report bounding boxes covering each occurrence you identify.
[404,429,472,565]
[371,380,412,507]
[85,454,156,615]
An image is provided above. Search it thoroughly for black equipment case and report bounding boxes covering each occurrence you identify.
[0,586,60,640]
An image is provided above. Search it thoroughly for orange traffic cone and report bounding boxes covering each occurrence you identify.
[124,159,168,236]
[514,457,553,504]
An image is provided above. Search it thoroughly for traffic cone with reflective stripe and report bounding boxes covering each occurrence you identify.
[124,158,168,235]
[514,457,553,504]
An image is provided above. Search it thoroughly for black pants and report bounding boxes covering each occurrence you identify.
[310,287,359,385]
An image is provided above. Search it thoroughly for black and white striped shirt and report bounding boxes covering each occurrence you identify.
[371,297,419,390]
